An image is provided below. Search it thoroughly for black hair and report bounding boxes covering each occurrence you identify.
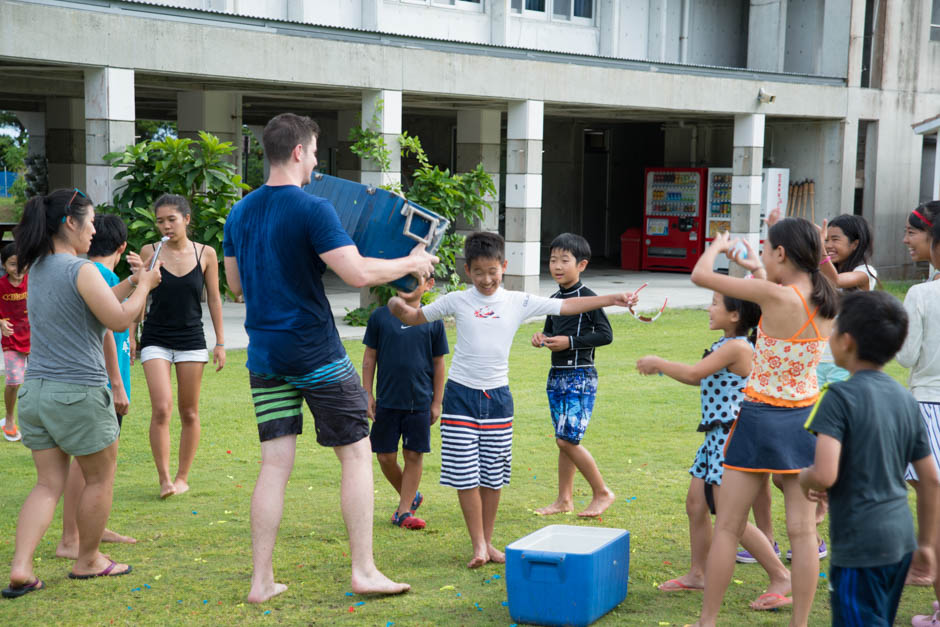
[908,200,940,232]
[262,113,321,166]
[836,291,908,365]
[767,217,839,319]
[722,295,762,345]
[464,231,504,266]
[88,214,128,258]
[549,232,591,263]
[13,188,94,273]
[153,193,191,218]
[1,243,16,266]
[828,214,873,274]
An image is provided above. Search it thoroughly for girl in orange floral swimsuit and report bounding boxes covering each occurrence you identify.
[686,220,838,627]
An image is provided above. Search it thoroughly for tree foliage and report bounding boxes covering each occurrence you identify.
[102,132,248,294]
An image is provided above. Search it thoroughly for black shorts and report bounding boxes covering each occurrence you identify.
[249,372,370,447]
[370,406,432,454]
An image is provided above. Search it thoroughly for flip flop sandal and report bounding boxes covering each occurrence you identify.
[392,511,426,530]
[68,560,133,580]
[410,491,423,513]
[750,592,792,611]
[2,579,44,598]
[658,578,703,592]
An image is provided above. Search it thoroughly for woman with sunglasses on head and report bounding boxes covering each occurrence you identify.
[138,194,225,499]
[2,189,162,598]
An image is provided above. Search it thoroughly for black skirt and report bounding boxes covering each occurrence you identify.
[722,401,816,473]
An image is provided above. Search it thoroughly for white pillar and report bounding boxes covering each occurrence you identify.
[85,68,136,204]
[360,89,401,190]
[13,111,46,158]
[46,97,85,192]
[934,132,940,200]
[177,91,242,171]
[455,110,501,278]
[731,114,765,278]
[505,100,543,293]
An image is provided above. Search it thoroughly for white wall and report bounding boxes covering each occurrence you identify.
[688,0,748,68]
[618,1,649,59]
[506,14,599,53]
[380,2,490,43]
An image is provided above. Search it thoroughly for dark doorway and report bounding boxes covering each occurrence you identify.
[581,130,610,257]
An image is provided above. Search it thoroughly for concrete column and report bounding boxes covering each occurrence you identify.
[647,0,670,62]
[336,110,361,182]
[933,132,940,200]
[45,97,85,192]
[245,124,268,184]
[505,100,543,293]
[598,0,620,58]
[839,117,859,216]
[13,111,46,158]
[456,110,500,232]
[85,67,135,204]
[177,90,242,172]
[846,0,865,87]
[360,89,401,190]
[491,0,510,46]
[730,114,764,278]
[747,0,787,72]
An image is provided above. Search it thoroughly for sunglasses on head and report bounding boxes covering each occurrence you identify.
[63,188,87,223]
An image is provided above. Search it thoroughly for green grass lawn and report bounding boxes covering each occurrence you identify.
[0,302,932,626]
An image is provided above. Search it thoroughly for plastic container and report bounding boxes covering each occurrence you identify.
[302,172,449,292]
[620,228,641,271]
[505,525,629,626]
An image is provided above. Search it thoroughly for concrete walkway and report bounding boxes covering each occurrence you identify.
[202,266,712,350]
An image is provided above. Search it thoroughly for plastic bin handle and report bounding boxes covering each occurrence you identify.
[521,551,565,565]
[400,202,440,247]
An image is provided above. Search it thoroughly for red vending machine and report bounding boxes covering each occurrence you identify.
[641,167,707,272]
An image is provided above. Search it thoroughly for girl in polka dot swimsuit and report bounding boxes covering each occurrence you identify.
[638,292,778,593]
[687,222,838,626]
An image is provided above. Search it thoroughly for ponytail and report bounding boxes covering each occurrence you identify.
[768,217,839,319]
[13,188,93,273]
[723,294,761,345]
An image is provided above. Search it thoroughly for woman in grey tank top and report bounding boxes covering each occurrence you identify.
[3,189,162,597]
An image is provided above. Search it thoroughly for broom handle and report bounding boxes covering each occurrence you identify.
[809,181,816,224]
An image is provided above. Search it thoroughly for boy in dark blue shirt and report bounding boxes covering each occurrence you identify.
[363,277,449,530]
[800,290,939,626]
[531,233,615,518]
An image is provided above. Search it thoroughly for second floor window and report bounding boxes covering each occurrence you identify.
[511,0,592,22]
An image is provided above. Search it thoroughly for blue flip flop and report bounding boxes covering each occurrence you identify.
[410,491,423,514]
[2,578,44,598]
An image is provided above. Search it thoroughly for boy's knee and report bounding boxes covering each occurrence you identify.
[401,449,423,464]
[555,437,579,450]
[376,452,398,466]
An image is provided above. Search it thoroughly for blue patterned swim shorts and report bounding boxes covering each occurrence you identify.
[546,367,598,444]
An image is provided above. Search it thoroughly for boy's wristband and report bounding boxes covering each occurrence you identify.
[215,343,224,347]
[127,274,138,287]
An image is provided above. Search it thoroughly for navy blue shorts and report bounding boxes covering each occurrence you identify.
[829,553,912,626]
[370,406,432,454]
[440,380,514,490]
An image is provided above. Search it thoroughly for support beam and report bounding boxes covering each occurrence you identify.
[177,90,243,172]
[455,109,501,278]
[360,89,401,190]
[46,97,85,192]
[934,132,940,201]
[85,67,135,204]
[504,100,543,293]
[13,111,46,158]
[730,113,764,278]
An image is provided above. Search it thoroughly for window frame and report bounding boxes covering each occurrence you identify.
[511,0,594,26]
[397,0,484,12]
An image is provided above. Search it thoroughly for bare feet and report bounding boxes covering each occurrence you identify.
[247,582,288,603]
[487,545,505,564]
[55,540,78,560]
[172,478,190,496]
[467,555,488,569]
[102,529,137,544]
[350,569,410,595]
[535,500,573,516]
[578,489,615,518]
[159,482,176,499]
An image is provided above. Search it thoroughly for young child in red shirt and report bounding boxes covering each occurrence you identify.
[0,243,29,442]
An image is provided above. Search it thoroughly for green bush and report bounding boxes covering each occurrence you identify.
[102,132,249,294]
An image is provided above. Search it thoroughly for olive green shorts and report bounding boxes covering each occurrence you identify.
[18,379,118,456]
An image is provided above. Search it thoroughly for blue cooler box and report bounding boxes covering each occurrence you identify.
[506,525,629,627]
[302,172,449,292]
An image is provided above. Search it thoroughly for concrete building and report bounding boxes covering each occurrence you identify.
[2,0,939,281]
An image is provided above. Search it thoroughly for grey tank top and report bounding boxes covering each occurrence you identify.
[25,254,107,386]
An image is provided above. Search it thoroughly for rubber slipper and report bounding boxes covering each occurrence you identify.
[410,491,423,513]
[2,579,43,598]
[658,578,703,591]
[392,511,426,530]
[750,592,792,611]
[68,560,132,580]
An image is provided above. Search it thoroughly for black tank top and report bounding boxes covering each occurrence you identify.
[140,242,207,351]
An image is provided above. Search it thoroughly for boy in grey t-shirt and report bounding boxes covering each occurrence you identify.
[800,291,939,626]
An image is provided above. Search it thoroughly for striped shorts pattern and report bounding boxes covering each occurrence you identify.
[905,402,940,481]
[440,380,514,490]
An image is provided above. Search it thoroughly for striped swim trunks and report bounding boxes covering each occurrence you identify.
[905,402,940,481]
[249,356,369,447]
[440,380,514,490]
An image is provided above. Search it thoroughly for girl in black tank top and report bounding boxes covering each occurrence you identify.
[139,194,226,499]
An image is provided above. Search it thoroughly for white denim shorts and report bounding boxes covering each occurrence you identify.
[140,346,209,364]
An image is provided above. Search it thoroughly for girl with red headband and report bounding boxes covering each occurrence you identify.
[900,201,940,627]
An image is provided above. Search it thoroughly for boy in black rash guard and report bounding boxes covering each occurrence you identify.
[531,233,615,518]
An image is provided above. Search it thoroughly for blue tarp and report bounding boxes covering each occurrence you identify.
[0,172,17,198]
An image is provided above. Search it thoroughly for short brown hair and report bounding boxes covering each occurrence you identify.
[262,113,320,165]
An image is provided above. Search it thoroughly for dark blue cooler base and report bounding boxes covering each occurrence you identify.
[506,525,629,627]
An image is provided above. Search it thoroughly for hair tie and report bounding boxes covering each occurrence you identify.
[913,208,934,228]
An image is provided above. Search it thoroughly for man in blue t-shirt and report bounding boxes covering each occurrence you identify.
[362,276,448,531]
[223,113,437,603]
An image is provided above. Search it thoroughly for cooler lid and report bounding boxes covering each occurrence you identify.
[506,525,627,555]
